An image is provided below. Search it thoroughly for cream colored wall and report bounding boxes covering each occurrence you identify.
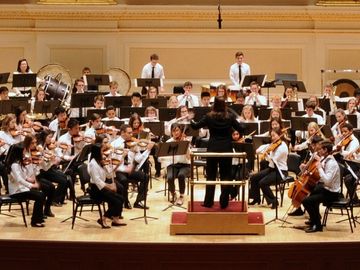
[1,5,360,98]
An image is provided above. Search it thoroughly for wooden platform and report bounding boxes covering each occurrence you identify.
[170,201,265,235]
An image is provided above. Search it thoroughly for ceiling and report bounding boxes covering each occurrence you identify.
[0,0,318,5]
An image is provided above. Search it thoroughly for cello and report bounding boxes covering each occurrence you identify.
[287,153,321,208]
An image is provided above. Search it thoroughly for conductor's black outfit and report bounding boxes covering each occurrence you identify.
[191,112,244,208]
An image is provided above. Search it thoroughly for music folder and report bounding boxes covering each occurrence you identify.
[0,72,10,84]
[291,116,317,131]
[33,100,61,115]
[12,73,37,88]
[283,80,307,93]
[240,74,267,88]
[142,98,167,109]
[84,74,110,86]
[135,78,162,88]
[157,141,189,158]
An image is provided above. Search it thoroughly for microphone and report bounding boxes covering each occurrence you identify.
[217,1,222,29]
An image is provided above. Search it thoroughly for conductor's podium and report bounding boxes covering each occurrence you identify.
[170,201,265,235]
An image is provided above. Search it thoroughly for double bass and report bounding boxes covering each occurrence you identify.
[288,153,321,208]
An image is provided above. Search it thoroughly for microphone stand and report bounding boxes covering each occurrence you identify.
[217,0,222,29]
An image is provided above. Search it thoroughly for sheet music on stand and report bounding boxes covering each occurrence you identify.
[135,78,163,88]
[240,74,267,88]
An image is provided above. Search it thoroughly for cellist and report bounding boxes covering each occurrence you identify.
[302,140,341,233]
[249,127,288,209]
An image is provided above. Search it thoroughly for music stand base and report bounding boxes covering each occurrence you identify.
[162,203,186,212]
[61,215,89,223]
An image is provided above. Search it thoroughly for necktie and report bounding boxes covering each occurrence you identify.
[70,136,75,156]
[151,66,155,78]
[239,65,242,84]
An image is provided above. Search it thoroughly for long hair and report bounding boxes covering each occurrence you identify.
[15,106,26,125]
[1,114,16,132]
[209,96,229,119]
[17,59,30,73]
[90,143,103,166]
[6,143,24,171]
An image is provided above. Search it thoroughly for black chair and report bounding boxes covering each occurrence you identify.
[279,153,301,206]
[322,180,358,233]
[0,195,29,227]
[70,164,104,229]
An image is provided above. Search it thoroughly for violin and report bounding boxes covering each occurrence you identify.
[258,138,282,161]
[102,157,122,166]
[335,132,353,151]
[72,134,92,144]
[9,128,22,137]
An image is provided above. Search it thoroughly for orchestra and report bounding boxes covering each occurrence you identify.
[0,57,359,233]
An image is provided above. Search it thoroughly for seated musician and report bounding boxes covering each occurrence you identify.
[234,92,245,105]
[15,106,31,132]
[302,100,325,125]
[0,86,9,101]
[105,81,121,97]
[159,123,191,206]
[72,78,85,94]
[269,95,282,109]
[49,106,68,140]
[239,105,257,122]
[34,87,46,101]
[355,88,360,112]
[93,94,105,109]
[302,140,341,233]
[84,113,103,141]
[307,96,326,120]
[335,123,360,162]
[231,129,250,181]
[146,86,158,99]
[167,95,179,108]
[144,106,159,122]
[249,127,288,208]
[164,105,191,136]
[23,135,55,218]
[111,124,152,210]
[200,91,211,107]
[38,129,69,206]
[331,109,348,144]
[6,143,45,227]
[343,149,360,204]
[131,92,143,108]
[177,81,200,108]
[244,81,267,106]
[345,97,360,128]
[209,84,232,103]
[88,143,126,228]
[102,105,120,121]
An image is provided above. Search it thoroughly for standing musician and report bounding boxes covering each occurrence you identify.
[88,143,126,228]
[6,143,45,227]
[249,127,288,208]
[159,123,191,206]
[49,106,68,140]
[23,135,55,217]
[190,96,245,209]
[229,51,251,87]
[111,124,152,210]
[12,58,33,96]
[331,109,348,144]
[302,140,341,233]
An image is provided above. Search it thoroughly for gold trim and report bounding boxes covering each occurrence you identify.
[316,0,360,6]
[37,0,116,4]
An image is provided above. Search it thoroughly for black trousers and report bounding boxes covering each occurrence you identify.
[302,184,340,227]
[11,190,45,224]
[203,157,232,207]
[39,167,68,204]
[90,183,124,218]
[249,167,288,204]
[166,163,190,195]
[0,161,8,193]
[116,170,148,204]
[36,177,55,213]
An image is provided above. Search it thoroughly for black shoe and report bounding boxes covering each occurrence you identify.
[111,221,127,227]
[201,203,213,208]
[124,202,132,209]
[220,192,229,209]
[52,202,62,207]
[288,208,304,216]
[44,211,55,218]
[304,220,313,226]
[133,202,149,210]
[248,199,260,205]
[31,222,45,228]
[97,219,110,229]
[305,224,323,233]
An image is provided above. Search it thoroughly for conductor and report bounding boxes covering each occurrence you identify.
[190,97,245,208]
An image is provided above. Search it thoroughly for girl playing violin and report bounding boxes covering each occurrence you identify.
[159,123,191,206]
[49,106,68,140]
[335,123,359,162]
[331,109,348,144]
[129,113,143,139]
[6,143,45,227]
[249,127,288,208]
[84,113,103,141]
[88,143,126,228]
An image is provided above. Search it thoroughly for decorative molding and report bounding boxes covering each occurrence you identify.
[317,0,360,6]
[37,0,116,4]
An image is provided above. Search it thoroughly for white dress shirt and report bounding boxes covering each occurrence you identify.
[177,94,200,108]
[88,158,112,190]
[318,155,341,193]
[229,62,251,86]
[141,63,165,79]
[302,113,325,125]
[9,163,34,195]
[244,94,267,106]
[256,141,288,171]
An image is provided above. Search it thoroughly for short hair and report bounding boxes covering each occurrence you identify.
[250,81,259,87]
[320,140,333,153]
[341,122,353,131]
[131,92,142,99]
[311,135,323,144]
[82,67,91,73]
[109,81,118,88]
[106,105,115,112]
[150,54,159,61]
[54,106,66,116]
[201,91,210,98]
[235,51,244,58]
[0,86,9,94]
[305,100,316,110]
[183,81,193,88]
[120,124,131,133]
[94,94,104,103]
[90,113,100,122]
[67,118,79,129]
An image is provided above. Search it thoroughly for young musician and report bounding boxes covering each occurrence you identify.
[331,109,348,144]
[302,140,341,233]
[49,106,68,140]
[165,105,191,136]
[141,53,165,81]
[239,105,257,122]
[200,91,211,107]
[244,81,267,106]
[249,127,288,208]
[190,97,245,209]
[177,81,199,108]
[105,81,121,97]
[93,94,105,109]
[345,97,360,128]
[7,143,45,227]
[13,58,33,96]
[167,95,179,108]
[302,100,325,125]
[111,124,152,209]
[72,78,85,94]
[0,86,9,100]
[146,86,158,99]
[88,143,126,228]
[84,113,103,141]
[229,51,251,87]
[336,123,359,161]
[159,123,191,206]
[102,105,120,121]
[131,92,143,108]
[210,84,232,103]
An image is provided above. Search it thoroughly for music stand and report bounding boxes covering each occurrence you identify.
[336,101,347,110]
[240,74,267,88]
[33,100,61,116]
[12,73,37,88]
[282,101,299,111]
[101,120,124,129]
[158,108,177,121]
[86,109,107,120]
[84,74,110,91]
[259,120,291,134]
[229,104,244,116]
[119,107,145,118]
[71,93,105,108]
[135,78,162,88]
[242,122,259,136]
[0,99,30,115]
[192,107,211,122]
[291,117,318,131]
[0,72,10,84]
[282,80,307,93]
[275,73,297,85]
[104,96,131,108]
[144,121,165,138]
[142,98,167,109]
[330,114,358,128]
[258,108,292,121]
[184,125,199,137]
[158,141,190,211]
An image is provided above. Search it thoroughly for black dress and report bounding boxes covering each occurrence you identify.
[191,113,244,208]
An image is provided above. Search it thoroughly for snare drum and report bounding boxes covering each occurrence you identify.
[44,75,69,101]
